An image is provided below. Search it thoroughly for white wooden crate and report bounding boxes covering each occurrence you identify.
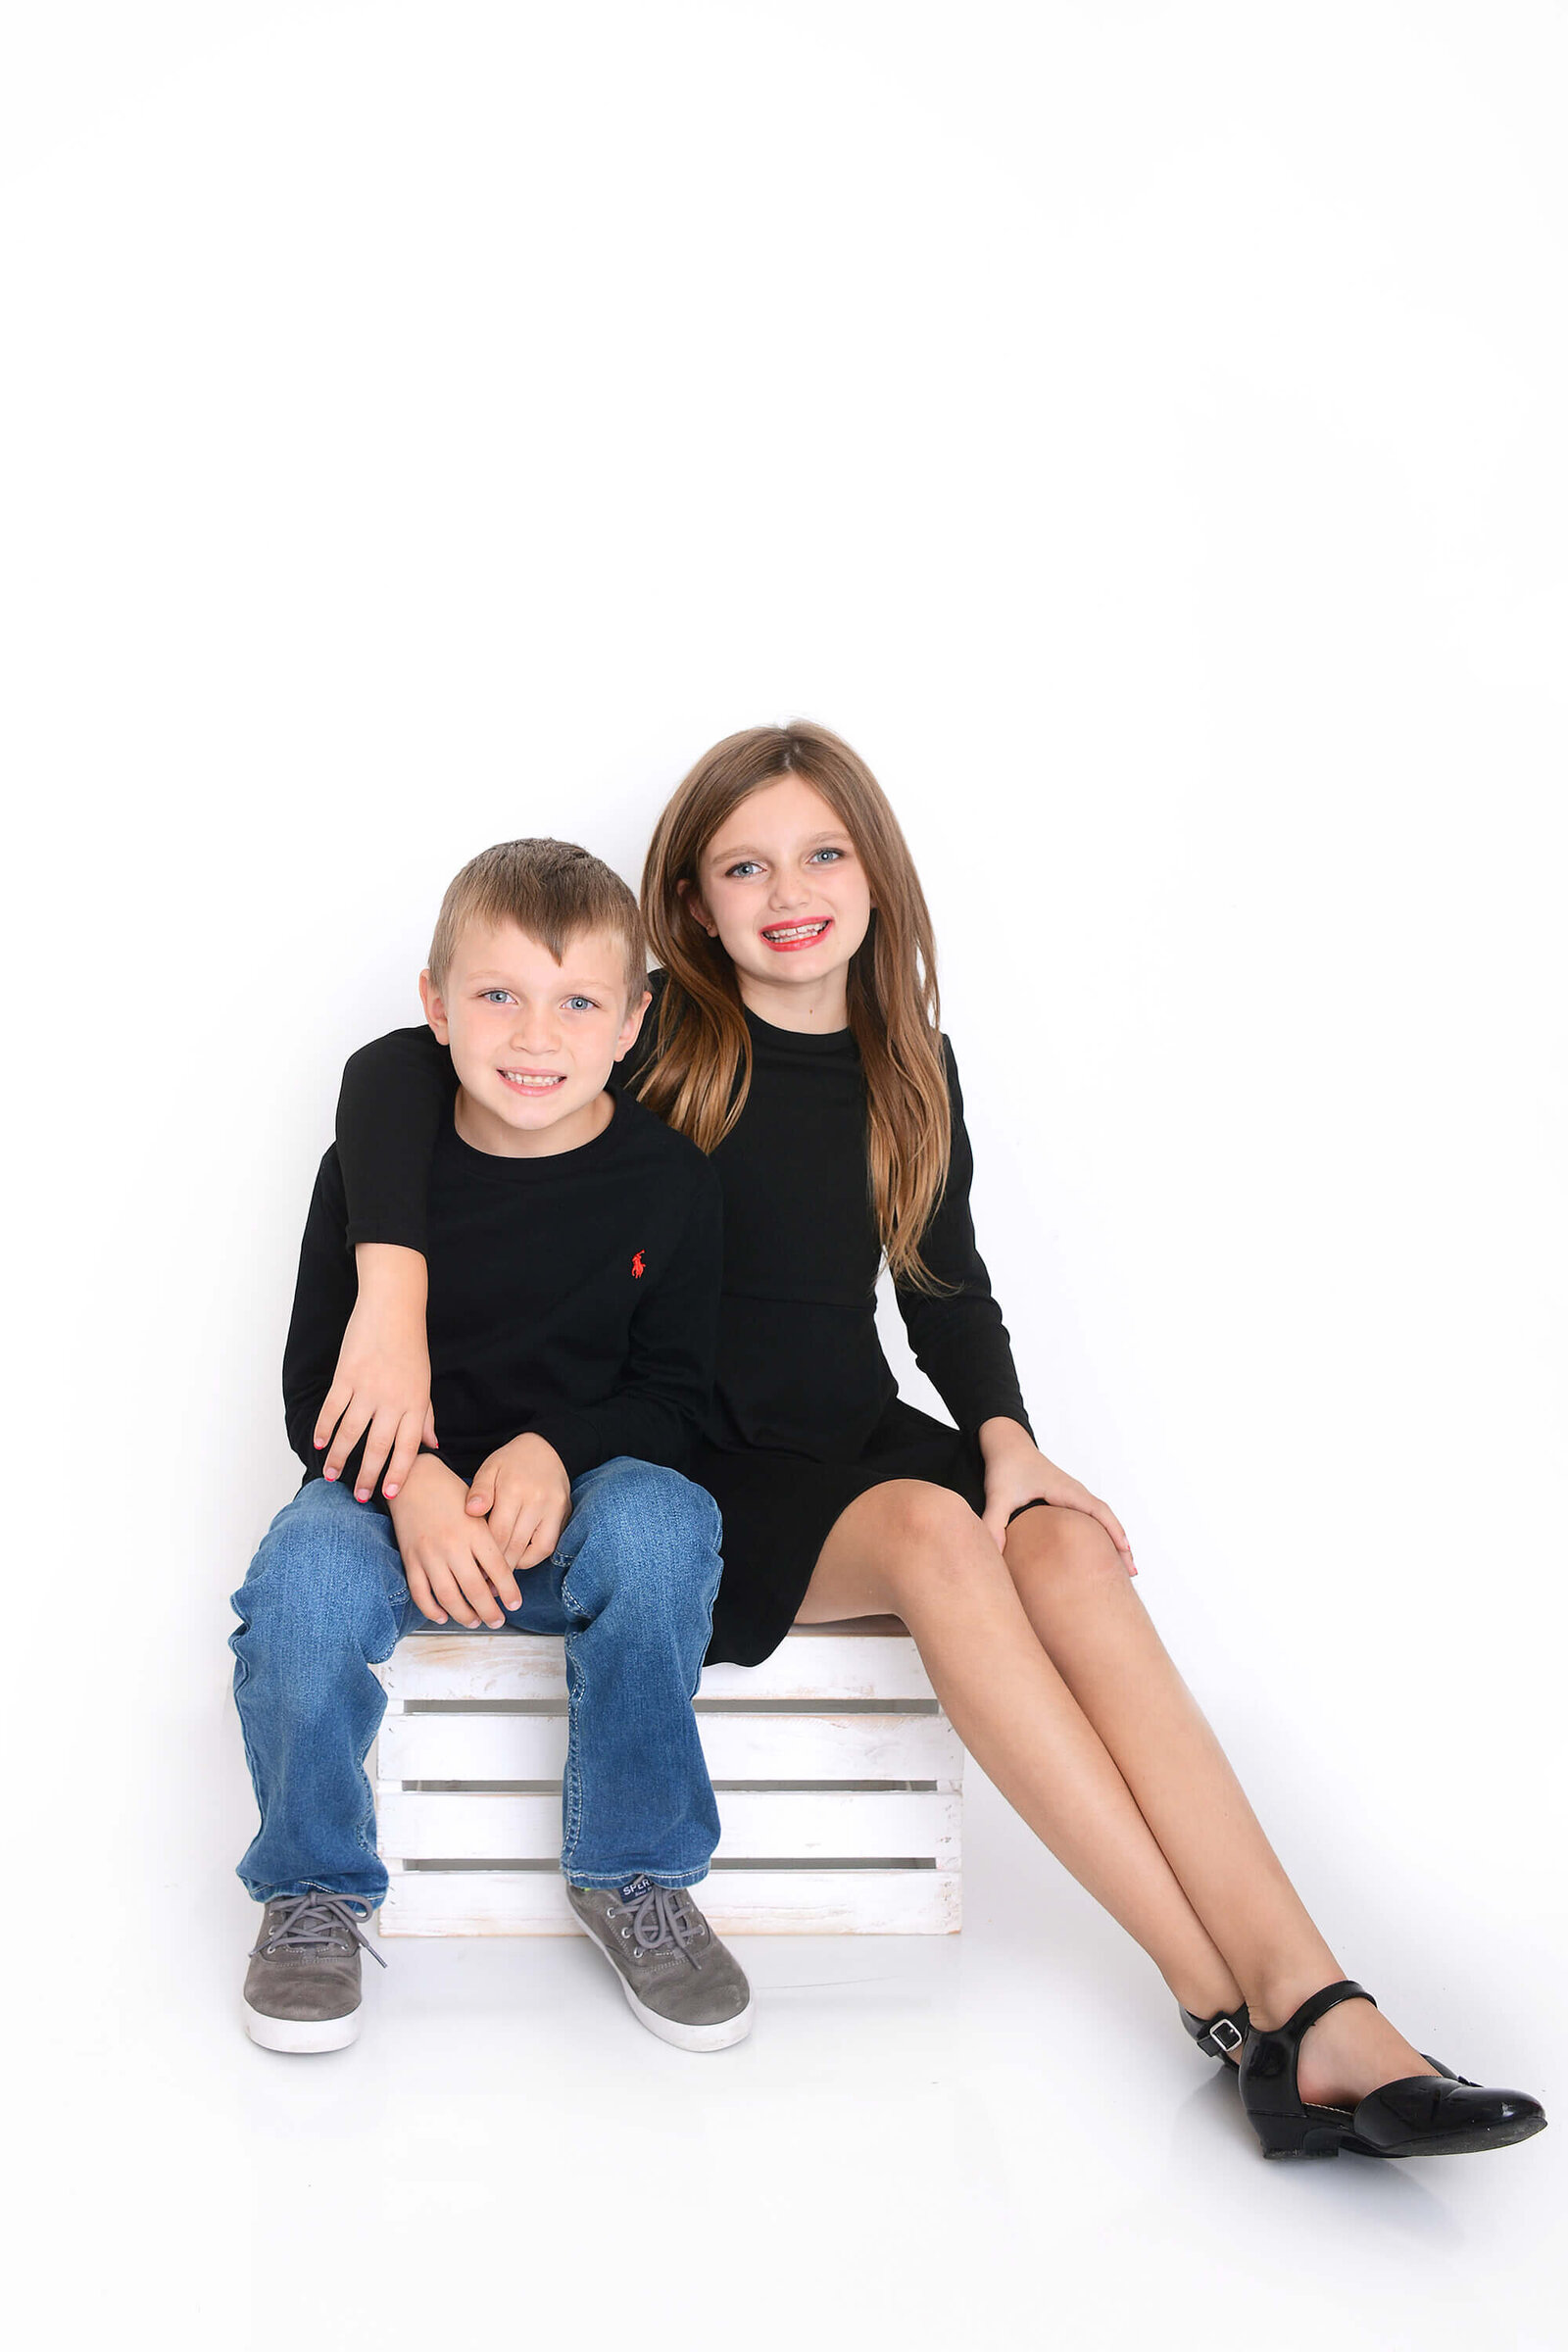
[371,1617,962,1935]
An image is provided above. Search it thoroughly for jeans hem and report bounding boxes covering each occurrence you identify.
[564,1864,711,1891]
[237,1875,385,1910]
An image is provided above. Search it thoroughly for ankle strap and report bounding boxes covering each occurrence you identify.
[1278,1979,1376,2045]
[1181,2001,1250,2057]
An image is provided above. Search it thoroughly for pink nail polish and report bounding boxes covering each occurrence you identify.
[323,1468,337,1481]
[384,1484,399,1498]
[355,1489,368,1502]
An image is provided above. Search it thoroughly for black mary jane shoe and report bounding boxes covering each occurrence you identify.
[1239,1979,1547,2160]
[1179,1999,1250,2063]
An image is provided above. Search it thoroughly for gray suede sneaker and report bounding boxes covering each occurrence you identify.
[566,1875,753,2051]
[243,1888,386,2053]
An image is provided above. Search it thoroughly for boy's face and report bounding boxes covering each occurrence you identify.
[420,920,651,1157]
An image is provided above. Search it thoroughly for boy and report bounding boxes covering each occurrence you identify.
[230,837,750,2054]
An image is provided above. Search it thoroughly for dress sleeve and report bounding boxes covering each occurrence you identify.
[894,1037,1034,1440]
[334,1024,457,1252]
[281,1150,358,1473]
[281,1148,402,1509]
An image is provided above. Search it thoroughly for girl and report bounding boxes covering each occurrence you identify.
[322,722,1544,2163]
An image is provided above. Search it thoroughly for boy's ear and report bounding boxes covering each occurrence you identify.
[613,987,654,1061]
[418,967,451,1044]
[676,876,718,940]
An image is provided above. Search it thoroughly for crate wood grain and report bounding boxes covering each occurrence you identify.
[379,1868,961,1937]
[377,1621,936,1705]
[371,1620,963,1936]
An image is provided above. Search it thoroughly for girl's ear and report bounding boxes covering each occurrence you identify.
[676,875,719,939]
[418,967,452,1043]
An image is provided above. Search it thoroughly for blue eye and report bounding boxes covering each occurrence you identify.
[808,847,846,864]
[564,995,597,1012]
[724,860,762,879]
[480,990,514,1004]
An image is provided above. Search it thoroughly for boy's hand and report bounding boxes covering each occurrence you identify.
[387,1455,521,1628]
[466,1433,572,1573]
[316,1244,438,1502]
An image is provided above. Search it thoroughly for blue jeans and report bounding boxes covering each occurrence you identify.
[230,1458,723,1904]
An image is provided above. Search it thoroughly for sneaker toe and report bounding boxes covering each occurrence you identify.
[654,1964,752,2032]
[244,1962,360,2024]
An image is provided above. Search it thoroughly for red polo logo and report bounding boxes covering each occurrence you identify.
[631,1250,646,1279]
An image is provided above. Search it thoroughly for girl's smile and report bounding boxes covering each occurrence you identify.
[687,774,873,1028]
[760,916,834,953]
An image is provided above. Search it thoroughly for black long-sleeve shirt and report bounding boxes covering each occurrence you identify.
[285,1085,723,1495]
[336,977,1031,1461]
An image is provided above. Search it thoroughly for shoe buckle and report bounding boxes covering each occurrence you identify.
[1208,2016,1244,2055]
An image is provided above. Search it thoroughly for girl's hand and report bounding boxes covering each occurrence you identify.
[466,1433,572,1573]
[977,1416,1137,1575]
[387,1455,519,1627]
[315,1244,438,1502]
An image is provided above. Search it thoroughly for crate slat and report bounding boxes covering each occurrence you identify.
[370,1622,962,1936]
[376,1785,959,1866]
[376,1627,934,1705]
[377,1634,564,1703]
[377,1866,961,1936]
[376,1707,962,1787]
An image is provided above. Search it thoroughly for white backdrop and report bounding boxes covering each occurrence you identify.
[4,5,1564,2346]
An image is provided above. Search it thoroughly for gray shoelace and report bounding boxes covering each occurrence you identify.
[252,1887,388,1969]
[620,1885,709,1970]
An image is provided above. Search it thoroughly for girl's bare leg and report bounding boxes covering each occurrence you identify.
[798,1480,1245,2022]
[996,1502,1436,2100]
[801,1483,1436,2103]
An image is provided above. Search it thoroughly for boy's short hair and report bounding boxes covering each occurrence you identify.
[428,837,648,1002]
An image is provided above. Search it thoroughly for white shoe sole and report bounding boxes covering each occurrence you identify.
[245,2002,361,2054]
[571,1910,754,2051]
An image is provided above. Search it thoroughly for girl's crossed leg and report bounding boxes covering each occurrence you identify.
[796,1481,1435,2108]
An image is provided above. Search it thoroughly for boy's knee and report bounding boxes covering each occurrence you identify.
[581,1459,720,1552]
[566,1459,721,1617]
[233,1483,401,1652]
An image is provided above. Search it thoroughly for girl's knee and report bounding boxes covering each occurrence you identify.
[873,1482,989,1602]
[1007,1503,1124,1595]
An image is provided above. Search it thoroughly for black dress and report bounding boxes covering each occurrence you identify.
[335,979,1034,1665]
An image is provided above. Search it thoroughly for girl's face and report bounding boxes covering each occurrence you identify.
[685,775,874,1021]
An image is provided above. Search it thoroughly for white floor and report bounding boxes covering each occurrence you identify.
[28,1762,1561,2352]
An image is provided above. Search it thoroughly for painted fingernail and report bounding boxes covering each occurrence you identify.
[384,1483,399,1498]
[323,1468,337,1481]
[355,1489,368,1502]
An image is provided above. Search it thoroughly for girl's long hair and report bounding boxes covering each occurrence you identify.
[638,720,953,1288]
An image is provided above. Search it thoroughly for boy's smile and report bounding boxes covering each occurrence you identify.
[420,920,650,1158]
